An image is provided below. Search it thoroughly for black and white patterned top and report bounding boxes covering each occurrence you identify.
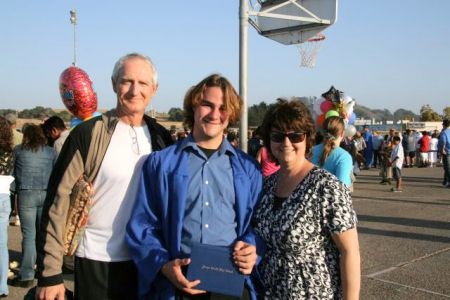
[253,167,357,300]
[0,150,13,175]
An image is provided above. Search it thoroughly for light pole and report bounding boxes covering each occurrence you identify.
[70,10,77,66]
[239,0,249,152]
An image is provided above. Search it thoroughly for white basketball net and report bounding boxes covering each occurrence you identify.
[297,34,325,68]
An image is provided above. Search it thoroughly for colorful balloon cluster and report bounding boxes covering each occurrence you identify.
[59,66,99,128]
[312,86,357,137]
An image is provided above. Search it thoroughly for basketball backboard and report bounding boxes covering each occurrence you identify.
[248,0,338,45]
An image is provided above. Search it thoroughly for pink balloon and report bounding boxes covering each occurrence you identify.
[59,66,98,120]
[320,100,334,113]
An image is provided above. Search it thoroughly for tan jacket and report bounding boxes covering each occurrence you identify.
[37,110,172,286]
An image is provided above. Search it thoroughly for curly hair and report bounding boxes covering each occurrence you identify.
[183,74,242,129]
[21,124,48,152]
[0,116,13,153]
[319,116,345,166]
[260,98,316,162]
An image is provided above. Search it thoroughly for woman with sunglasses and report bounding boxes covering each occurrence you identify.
[252,99,360,299]
[311,116,353,187]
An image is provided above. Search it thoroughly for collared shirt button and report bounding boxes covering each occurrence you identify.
[205,224,209,228]
[205,202,209,206]
[205,180,209,185]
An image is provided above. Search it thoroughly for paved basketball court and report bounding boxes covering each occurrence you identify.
[6,166,450,299]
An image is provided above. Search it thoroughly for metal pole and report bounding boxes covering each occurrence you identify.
[70,10,77,66]
[73,22,77,66]
[239,0,248,152]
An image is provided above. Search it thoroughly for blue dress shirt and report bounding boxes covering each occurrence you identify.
[181,136,237,254]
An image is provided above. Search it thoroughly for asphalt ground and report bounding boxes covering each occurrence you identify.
[5,165,450,299]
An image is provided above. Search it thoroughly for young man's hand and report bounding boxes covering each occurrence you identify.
[233,241,257,274]
[161,258,206,295]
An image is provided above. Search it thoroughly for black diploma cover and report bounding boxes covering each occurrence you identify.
[186,243,245,297]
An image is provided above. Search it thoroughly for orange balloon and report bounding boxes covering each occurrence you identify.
[316,114,325,128]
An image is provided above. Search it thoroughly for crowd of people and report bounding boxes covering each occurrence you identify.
[0,52,449,300]
[335,125,449,192]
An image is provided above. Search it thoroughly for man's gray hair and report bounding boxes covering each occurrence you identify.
[111,52,158,86]
[5,113,17,125]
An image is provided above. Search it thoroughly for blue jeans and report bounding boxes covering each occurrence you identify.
[444,154,450,185]
[18,190,46,281]
[0,193,11,295]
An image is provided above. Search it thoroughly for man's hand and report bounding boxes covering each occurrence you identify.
[35,284,65,300]
[233,241,257,274]
[161,258,206,295]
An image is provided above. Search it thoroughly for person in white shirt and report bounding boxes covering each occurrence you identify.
[428,133,439,167]
[389,136,404,192]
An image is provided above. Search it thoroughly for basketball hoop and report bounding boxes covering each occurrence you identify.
[297,34,325,68]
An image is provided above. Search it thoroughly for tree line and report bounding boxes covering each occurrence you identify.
[0,106,72,122]
[1,102,448,127]
[167,100,449,127]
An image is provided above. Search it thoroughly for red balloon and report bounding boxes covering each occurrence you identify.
[320,100,333,113]
[59,66,98,120]
[316,114,325,128]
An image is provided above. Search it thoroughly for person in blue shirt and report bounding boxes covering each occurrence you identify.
[311,116,353,187]
[126,74,263,300]
[439,119,450,187]
[362,125,373,169]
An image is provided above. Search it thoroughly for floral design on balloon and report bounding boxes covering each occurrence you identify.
[59,66,98,120]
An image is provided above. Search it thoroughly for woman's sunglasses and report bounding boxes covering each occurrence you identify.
[270,132,306,143]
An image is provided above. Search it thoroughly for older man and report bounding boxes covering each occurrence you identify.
[36,53,172,300]
[127,74,263,299]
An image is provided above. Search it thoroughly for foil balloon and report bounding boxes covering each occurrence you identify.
[345,124,357,137]
[321,86,342,104]
[313,97,325,116]
[343,96,355,116]
[316,114,325,128]
[320,100,334,113]
[348,112,357,124]
[59,66,98,120]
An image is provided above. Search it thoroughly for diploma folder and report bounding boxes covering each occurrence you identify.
[186,243,245,297]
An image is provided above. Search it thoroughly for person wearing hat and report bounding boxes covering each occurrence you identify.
[4,113,22,227]
[5,113,23,146]
[439,119,450,187]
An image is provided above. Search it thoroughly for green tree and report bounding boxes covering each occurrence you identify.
[54,110,73,122]
[0,109,17,117]
[443,106,450,119]
[167,107,183,121]
[248,101,270,127]
[420,104,442,121]
[18,106,55,119]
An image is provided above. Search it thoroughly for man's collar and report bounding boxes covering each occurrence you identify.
[181,134,236,156]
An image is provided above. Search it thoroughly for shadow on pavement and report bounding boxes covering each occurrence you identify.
[352,195,449,206]
[358,227,450,244]
[358,215,450,230]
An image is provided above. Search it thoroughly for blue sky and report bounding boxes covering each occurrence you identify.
[1,0,449,115]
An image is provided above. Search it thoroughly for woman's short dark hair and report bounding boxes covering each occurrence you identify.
[22,124,47,152]
[0,116,13,153]
[260,98,316,162]
[183,74,242,129]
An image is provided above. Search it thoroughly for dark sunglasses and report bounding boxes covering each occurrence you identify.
[270,132,306,143]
